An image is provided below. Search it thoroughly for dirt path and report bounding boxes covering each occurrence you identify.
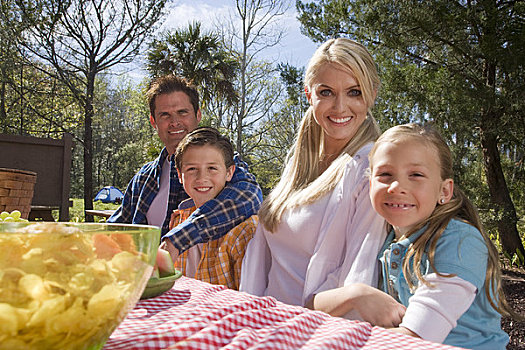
[502,267,525,349]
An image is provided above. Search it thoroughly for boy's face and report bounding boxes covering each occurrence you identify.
[177,144,235,208]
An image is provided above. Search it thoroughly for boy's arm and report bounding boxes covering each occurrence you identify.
[163,154,262,253]
[230,216,258,290]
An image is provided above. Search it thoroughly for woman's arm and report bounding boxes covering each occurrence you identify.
[308,283,406,328]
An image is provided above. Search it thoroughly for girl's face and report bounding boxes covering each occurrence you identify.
[306,63,373,154]
[177,144,235,208]
[369,138,453,238]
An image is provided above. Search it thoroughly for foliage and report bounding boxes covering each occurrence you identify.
[251,63,308,195]
[0,0,80,137]
[70,77,159,198]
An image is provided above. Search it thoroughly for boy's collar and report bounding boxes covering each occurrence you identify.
[178,198,195,210]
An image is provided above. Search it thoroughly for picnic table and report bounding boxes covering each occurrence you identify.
[85,209,116,219]
[104,276,462,350]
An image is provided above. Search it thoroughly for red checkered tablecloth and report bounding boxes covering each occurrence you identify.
[104,276,461,349]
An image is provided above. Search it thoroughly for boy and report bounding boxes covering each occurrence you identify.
[168,127,258,290]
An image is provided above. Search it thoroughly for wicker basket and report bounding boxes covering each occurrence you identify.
[0,168,37,219]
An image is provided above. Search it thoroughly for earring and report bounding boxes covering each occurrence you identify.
[440,198,445,204]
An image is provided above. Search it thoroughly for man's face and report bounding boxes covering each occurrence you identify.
[149,91,202,155]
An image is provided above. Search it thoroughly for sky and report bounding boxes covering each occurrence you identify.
[121,0,319,82]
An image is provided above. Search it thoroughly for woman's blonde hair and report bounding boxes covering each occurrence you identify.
[259,38,381,232]
[369,123,519,318]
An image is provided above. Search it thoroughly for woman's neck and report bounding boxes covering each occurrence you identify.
[318,152,338,174]
[319,143,344,173]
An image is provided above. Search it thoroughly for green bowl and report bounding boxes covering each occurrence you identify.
[141,270,182,300]
[0,222,160,350]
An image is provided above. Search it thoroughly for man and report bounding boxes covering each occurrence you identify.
[107,75,262,257]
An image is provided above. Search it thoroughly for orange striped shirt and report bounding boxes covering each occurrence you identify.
[173,206,258,290]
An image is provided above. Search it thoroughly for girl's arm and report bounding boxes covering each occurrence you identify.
[388,327,419,337]
[390,273,476,343]
[307,283,406,328]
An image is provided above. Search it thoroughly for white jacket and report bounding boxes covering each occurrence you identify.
[240,143,386,311]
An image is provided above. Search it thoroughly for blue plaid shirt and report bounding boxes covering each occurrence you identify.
[107,147,262,253]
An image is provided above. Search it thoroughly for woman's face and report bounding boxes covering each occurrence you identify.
[306,63,373,153]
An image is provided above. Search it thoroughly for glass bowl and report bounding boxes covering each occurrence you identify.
[0,222,160,350]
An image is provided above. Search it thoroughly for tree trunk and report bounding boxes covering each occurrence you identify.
[83,72,95,222]
[480,128,525,259]
[237,3,248,157]
[481,61,525,260]
[0,66,6,131]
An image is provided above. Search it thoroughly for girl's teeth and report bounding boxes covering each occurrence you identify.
[389,203,412,208]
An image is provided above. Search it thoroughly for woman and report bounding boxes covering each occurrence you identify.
[240,38,404,326]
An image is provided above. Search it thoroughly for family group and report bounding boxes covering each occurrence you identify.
[108,38,519,350]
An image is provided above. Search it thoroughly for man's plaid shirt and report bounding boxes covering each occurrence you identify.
[174,202,258,290]
[107,147,262,253]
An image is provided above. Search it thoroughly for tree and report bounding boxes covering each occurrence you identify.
[91,78,157,194]
[222,0,291,155]
[252,63,308,195]
[14,0,166,220]
[147,22,239,109]
[0,0,78,137]
[297,0,525,258]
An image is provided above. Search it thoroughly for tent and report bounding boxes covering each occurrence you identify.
[94,186,124,204]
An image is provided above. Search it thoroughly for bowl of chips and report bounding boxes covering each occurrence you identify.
[0,222,160,350]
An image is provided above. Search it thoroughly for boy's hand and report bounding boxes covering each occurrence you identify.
[159,239,179,264]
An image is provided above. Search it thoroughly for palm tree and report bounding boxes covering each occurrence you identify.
[147,22,239,108]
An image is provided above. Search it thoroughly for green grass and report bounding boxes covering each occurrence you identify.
[67,198,120,223]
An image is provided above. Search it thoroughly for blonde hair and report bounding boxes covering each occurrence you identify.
[259,38,381,232]
[369,123,520,319]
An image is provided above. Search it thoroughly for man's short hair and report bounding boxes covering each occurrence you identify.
[175,127,235,170]
[146,75,200,118]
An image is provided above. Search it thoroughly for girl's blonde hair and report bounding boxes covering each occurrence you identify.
[259,38,381,232]
[369,123,519,318]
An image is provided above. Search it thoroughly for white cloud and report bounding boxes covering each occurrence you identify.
[158,1,317,68]
[160,2,232,32]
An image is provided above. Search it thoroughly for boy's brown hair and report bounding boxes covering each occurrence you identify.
[175,127,235,170]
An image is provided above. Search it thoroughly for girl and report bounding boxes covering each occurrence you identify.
[368,123,516,349]
[240,38,403,325]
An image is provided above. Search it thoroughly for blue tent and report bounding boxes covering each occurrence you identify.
[94,186,124,204]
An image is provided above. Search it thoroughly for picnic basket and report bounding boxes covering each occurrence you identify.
[0,167,37,219]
